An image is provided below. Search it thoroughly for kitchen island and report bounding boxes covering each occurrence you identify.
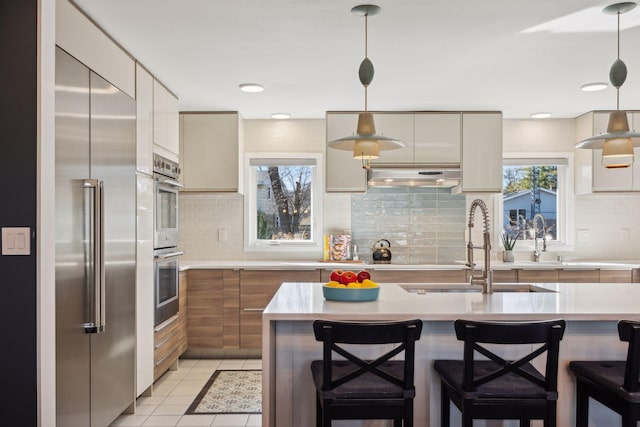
[262,281,640,426]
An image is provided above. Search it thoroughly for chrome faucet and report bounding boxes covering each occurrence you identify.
[532,213,547,262]
[466,199,493,294]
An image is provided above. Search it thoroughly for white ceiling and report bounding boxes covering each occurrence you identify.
[72,0,640,120]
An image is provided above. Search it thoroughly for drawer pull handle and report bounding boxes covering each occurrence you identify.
[243,308,265,312]
[154,314,179,332]
[155,330,179,349]
[155,347,179,367]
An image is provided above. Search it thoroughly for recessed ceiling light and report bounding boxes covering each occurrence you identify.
[239,83,264,93]
[271,113,291,119]
[581,82,608,92]
[530,112,552,119]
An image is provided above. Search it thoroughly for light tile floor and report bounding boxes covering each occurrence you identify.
[110,359,263,427]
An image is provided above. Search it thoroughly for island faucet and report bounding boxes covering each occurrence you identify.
[466,199,493,294]
[532,213,547,262]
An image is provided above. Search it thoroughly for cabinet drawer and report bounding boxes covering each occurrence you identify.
[558,269,599,283]
[600,270,633,283]
[517,269,558,283]
[492,269,518,283]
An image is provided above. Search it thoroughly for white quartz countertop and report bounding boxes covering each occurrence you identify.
[263,282,640,321]
[180,260,640,271]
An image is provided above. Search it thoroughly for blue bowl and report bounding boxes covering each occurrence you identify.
[322,285,380,302]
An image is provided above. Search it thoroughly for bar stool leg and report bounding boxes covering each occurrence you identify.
[440,382,450,427]
[575,380,589,427]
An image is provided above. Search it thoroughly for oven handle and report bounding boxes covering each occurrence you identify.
[155,251,185,260]
[156,177,184,188]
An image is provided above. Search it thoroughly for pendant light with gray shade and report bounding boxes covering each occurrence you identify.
[575,2,640,168]
[327,4,405,166]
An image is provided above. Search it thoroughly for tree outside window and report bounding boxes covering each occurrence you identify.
[255,165,312,241]
[503,165,558,241]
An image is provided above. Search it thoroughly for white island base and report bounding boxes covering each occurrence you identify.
[262,282,640,427]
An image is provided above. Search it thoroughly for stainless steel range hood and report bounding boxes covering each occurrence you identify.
[367,164,461,188]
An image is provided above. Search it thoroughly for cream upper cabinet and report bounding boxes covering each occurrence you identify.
[633,113,640,191]
[325,113,367,192]
[413,113,461,164]
[135,64,153,175]
[153,80,179,162]
[181,112,242,192]
[460,112,503,192]
[368,113,415,164]
[591,112,633,192]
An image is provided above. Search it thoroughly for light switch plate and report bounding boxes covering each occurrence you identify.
[1,227,31,255]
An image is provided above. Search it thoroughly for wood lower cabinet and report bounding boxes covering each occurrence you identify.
[186,269,239,350]
[517,269,559,283]
[634,269,640,283]
[558,269,599,283]
[153,271,188,381]
[599,270,633,283]
[240,269,321,349]
[491,269,518,283]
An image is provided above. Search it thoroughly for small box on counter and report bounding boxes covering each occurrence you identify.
[324,234,352,261]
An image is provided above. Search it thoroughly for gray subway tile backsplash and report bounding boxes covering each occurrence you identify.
[351,187,466,264]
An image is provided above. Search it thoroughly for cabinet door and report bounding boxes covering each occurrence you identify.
[368,113,414,164]
[239,269,320,349]
[372,269,467,283]
[166,92,179,156]
[633,113,640,191]
[153,79,168,150]
[186,270,224,349]
[461,112,503,192]
[326,113,367,192]
[135,174,154,396]
[135,64,153,175]
[592,112,633,191]
[181,113,239,191]
[414,113,461,164]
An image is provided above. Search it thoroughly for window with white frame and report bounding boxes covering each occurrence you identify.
[244,154,323,250]
[500,154,574,250]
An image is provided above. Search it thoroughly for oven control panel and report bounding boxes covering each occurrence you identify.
[153,154,180,180]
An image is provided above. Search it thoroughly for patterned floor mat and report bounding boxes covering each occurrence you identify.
[185,370,262,414]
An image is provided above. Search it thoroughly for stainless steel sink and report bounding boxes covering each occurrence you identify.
[399,283,556,294]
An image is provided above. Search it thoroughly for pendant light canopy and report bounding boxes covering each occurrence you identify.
[575,2,640,168]
[327,4,405,162]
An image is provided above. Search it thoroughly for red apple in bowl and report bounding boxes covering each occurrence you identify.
[330,269,344,282]
[357,270,371,283]
[340,271,358,285]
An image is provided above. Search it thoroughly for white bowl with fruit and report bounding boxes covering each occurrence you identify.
[322,269,380,302]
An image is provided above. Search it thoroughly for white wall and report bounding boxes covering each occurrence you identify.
[504,118,640,261]
[180,117,640,262]
[179,119,351,261]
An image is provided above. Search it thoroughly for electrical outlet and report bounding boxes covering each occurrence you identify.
[218,228,227,242]
[620,228,631,242]
[576,229,590,242]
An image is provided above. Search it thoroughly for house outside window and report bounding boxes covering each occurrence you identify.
[500,154,574,250]
[244,153,323,251]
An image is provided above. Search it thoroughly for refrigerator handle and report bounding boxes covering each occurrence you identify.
[98,180,106,332]
[83,179,105,334]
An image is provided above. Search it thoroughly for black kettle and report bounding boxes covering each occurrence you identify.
[372,239,392,264]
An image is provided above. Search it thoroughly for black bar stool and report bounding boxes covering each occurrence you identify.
[310,319,423,427]
[569,320,640,427]
[434,319,566,427]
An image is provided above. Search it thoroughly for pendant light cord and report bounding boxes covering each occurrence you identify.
[616,10,621,110]
[364,12,369,112]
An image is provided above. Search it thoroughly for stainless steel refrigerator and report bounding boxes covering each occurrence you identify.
[55,47,136,427]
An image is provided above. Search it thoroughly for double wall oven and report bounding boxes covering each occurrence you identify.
[153,154,183,326]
